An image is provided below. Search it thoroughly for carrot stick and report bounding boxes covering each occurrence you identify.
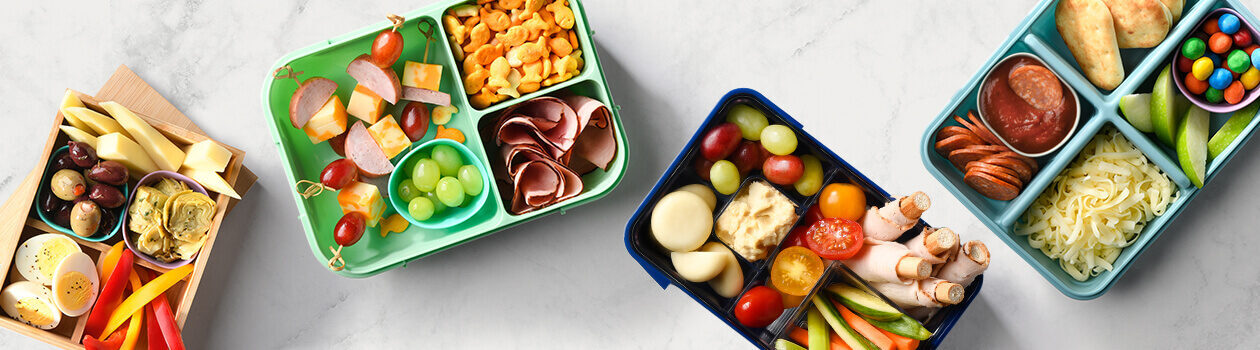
[879,327,919,350]
[836,300,894,350]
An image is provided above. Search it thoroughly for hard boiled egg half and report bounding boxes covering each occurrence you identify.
[1,281,61,329]
[51,252,99,317]
[15,233,82,285]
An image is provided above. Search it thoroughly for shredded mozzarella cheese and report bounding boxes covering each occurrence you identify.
[1015,129,1177,281]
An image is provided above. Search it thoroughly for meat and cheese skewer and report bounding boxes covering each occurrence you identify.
[905,227,959,264]
[862,192,930,241]
[841,241,931,284]
[937,240,989,286]
[873,278,965,308]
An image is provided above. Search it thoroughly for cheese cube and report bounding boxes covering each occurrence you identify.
[101,101,186,172]
[179,168,241,199]
[64,107,127,136]
[59,126,99,149]
[181,140,232,173]
[337,181,385,227]
[366,115,412,159]
[346,84,386,124]
[402,61,443,91]
[97,133,158,177]
[303,95,347,144]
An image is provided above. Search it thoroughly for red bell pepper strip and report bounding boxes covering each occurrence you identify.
[146,303,169,350]
[140,269,186,350]
[83,325,127,350]
[84,250,134,339]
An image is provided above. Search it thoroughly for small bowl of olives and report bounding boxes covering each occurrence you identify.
[35,144,130,242]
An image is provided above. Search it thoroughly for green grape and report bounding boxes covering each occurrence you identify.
[457,165,484,196]
[709,160,741,195]
[423,191,447,214]
[793,154,823,196]
[431,145,463,177]
[760,125,798,155]
[397,180,421,202]
[411,158,441,192]
[435,177,466,207]
[726,104,769,140]
[408,197,435,221]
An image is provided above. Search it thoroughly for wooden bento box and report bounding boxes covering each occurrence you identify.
[0,68,251,348]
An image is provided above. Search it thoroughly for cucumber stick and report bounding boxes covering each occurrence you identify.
[861,314,933,341]
[812,296,879,350]
[775,339,807,350]
[806,308,829,350]
[826,285,902,321]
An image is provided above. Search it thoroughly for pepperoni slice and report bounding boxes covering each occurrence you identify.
[935,134,985,155]
[980,155,1032,183]
[1008,65,1064,111]
[967,162,1023,188]
[936,126,977,141]
[992,151,1039,173]
[948,147,997,171]
[967,111,1003,145]
[964,171,1020,201]
[965,144,1011,153]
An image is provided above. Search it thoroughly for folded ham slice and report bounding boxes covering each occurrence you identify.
[490,95,617,214]
[873,278,964,309]
[937,241,989,286]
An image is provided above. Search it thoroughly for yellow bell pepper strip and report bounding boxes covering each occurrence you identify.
[146,303,169,350]
[120,271,145,350]
[83,325,127,350]
[140,269,185,350]
[101,264,193,337]
[85,250,134,338]
[98,242,125,278]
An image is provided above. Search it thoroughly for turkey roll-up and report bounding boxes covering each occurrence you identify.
[905,227,958,264]
[873,278,964,309]
[841,241,931,284]
[937,240,989,286]
[862,192,930,241]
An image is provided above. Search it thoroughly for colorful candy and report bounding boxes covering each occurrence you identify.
[1205,17,1222,35]
[1178,55,1195,73]
[1206,87,1225,103]
[1207,52,1223,67]
[1228,49,1252,73]
[1247,45,1260,56]
[1242,67,1260,89]
[1235,29,1254,47]
[1210,32,1234,54]
[1224,81,1246,104]
[1185,72,1210,94]
[1220,14,1241,35]
[1193,57,1215,80]
[1183,37,1207,59]
[1210,68,1234,90]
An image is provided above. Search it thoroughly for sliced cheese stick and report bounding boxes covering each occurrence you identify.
[905,227,958,264]
[938,241,990,287]
[862,192,930,241]
[842,241,930,284]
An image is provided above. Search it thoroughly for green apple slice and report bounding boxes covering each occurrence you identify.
[1177,105,1209,188]
[1208,100,1260,159]
[1120,93,1154,132]
[1151,65,1180,146]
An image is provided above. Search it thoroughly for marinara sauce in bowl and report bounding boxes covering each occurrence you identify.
[976,53,1079,158]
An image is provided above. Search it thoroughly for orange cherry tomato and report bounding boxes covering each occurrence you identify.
[818,183,867,220]
[770,246,824,297]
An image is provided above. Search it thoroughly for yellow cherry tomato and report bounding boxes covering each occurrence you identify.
[818,183,867,220]
[770,246,824,296]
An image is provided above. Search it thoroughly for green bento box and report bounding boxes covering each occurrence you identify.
[261,0,627,277]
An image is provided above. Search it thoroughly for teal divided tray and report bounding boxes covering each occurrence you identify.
[921,0,1260,299]
[261,0,627,277]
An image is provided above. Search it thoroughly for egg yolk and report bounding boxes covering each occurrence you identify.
[16,297,55,327]
[38,239,77,282]
[55,271,93,311]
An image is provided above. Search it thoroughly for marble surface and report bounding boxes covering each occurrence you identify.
[2,0,1259,348]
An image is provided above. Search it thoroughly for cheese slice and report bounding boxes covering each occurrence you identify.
[97,133,158,177]
[402,61,443,91]
[59,90,84,109]
[179,168,241,199]
[346,84,386,124]
[101,101,186,172]
[59,126,99,149]
[181,140,231,173]
[58,91,94,133]
[64,107,126,136]
[366,115,412,159]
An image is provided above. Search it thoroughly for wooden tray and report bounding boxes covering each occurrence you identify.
[0,66,257,349]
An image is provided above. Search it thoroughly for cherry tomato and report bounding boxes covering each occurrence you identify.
[770,246,824,296]
[334,212,366,246]
[734,286,784,328]
[818,183,867,220]
[782,225,810,249]
[804,204,824,225]
[806,218,864,260]
[400,101,431,142]
[320,159,359,190]
[370,30,403,68]
[767,282,806,309]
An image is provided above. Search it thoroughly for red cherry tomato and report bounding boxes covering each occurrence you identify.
[805,218,864,260]
[320,159,359,190]
[334,212,366,246]
[734,286,784,328]
[804,204,824,225]
[370,30,403,68]
[783,225,810,248]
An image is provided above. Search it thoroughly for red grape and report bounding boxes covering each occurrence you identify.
[694,157,715,181]
[320,159,359,190]
[729,141,769,175]
[400,101,430,142]
[370,30,403,68]
[763,155,804,185]
[700,123,742,161]
[334,212,366,246]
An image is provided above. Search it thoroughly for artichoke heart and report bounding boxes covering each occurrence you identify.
[154,178,189,196]
[135,226,167,257]
[128,186,168,235]
[163,190,215,243]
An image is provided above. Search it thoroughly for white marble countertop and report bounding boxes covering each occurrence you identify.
[2,0,1259,348]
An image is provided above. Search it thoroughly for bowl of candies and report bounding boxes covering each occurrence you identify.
[1173,8,1260,113]
[387,139,491,229]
